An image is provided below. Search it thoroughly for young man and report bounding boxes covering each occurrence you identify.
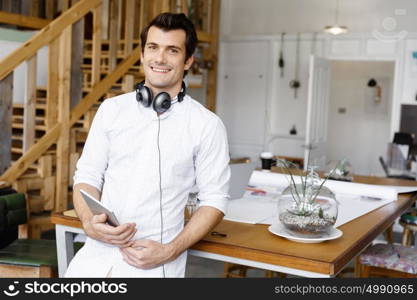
[65,13,230,277]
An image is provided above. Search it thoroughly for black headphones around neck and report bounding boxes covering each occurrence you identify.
[135,81,186,113]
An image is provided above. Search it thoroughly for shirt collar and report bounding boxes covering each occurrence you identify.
[136,94,188,121]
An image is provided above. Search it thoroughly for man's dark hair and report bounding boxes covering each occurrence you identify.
[140,13,198,63]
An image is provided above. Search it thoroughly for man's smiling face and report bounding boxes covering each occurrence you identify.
[141,26,193,95]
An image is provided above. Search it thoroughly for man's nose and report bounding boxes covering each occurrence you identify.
[154,49,167,64]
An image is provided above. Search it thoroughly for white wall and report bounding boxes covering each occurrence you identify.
[217,0,417,174]
[268,36,324,158]
[221,0,417,37]
[216,40,270,162]
[401,39,417,104]
[327,61,394,176]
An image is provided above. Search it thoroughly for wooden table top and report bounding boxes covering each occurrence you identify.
[52,174,417,276]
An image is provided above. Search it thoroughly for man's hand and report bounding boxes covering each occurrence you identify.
[119,239,175,269]
[83,213,137,248]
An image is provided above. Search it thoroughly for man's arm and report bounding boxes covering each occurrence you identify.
[73,183,137,247]
[120,206,222,269]
[72,101,137,247]
[169,205,224,256]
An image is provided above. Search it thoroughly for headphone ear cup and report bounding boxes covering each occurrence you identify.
[138,86,153,107]
[153,92,171,113]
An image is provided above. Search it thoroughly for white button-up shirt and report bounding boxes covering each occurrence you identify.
[65,92,230,277]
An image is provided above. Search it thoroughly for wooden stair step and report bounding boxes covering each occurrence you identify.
[11,147,23,154]
[13,116,45,122]
[12,123,47,130]
[12,102,47,110]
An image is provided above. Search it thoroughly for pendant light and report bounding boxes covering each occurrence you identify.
[324,0,348,35]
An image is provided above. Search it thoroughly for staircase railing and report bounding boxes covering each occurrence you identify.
[0,0,142,211]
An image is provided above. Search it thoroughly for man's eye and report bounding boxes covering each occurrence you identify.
[147,45,157,50]
[169,48,179,53]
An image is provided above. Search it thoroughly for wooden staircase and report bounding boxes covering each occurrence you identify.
[0,0,220,238]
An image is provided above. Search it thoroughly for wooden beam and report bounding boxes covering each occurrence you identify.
[0,10,50,29]
[55,25,72,212]
[108,0,119,72]
[117,0,124,44]
[124,0,134,55]
[42,176,55,210]
[101,0,110,40]
[91,3,102,86]
[70,18,84,108]
[45,0,57,20]
[46,38,59,129]
[122,74,134,92]
[30,0,41,18]
[0,0,101,81]
[2,0,13,12]
[59,0,70,11]
[11,0,21,14]
[23,54,37,152]
[205,0,219,112]
[181,0,188,15]
[38,155,53,178]
[123,0,135,92]
[0,72,13,175]
[197,30,213,43]
[69,152,80,187]
[139,0,146,33]
[133,0,141,38]
[161,0,170,12]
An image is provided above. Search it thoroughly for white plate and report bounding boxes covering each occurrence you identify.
[268,223,343,243]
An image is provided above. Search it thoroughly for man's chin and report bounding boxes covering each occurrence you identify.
[146,80,173,90]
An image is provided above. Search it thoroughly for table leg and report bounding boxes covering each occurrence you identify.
[55,224,83,277]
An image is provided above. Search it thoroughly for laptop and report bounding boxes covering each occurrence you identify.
[229,162,256,199]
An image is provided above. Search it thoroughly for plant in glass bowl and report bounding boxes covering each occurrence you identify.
[276,159,340,238]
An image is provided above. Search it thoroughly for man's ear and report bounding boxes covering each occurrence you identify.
[140,52,144,62]
[184,55,194,71]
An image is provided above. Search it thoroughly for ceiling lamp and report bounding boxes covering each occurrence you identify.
[324,0,348,35]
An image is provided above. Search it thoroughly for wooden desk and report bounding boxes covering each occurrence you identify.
[52,175,417,278]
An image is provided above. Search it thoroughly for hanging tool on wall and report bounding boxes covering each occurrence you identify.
[279,32,285,78]
[289,33,301,98]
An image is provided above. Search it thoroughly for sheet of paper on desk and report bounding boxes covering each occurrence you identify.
[224,191,278,224]
[393,186,417,194]
[333,194,395,227]
[249,171,398,200]
[225,192,397,228]
[224,171,411,227]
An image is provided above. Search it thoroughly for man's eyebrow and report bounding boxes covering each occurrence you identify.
[167,45,182,51]
[145,42,182,51]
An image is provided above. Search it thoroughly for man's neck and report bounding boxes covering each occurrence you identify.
[146,81,182,100]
